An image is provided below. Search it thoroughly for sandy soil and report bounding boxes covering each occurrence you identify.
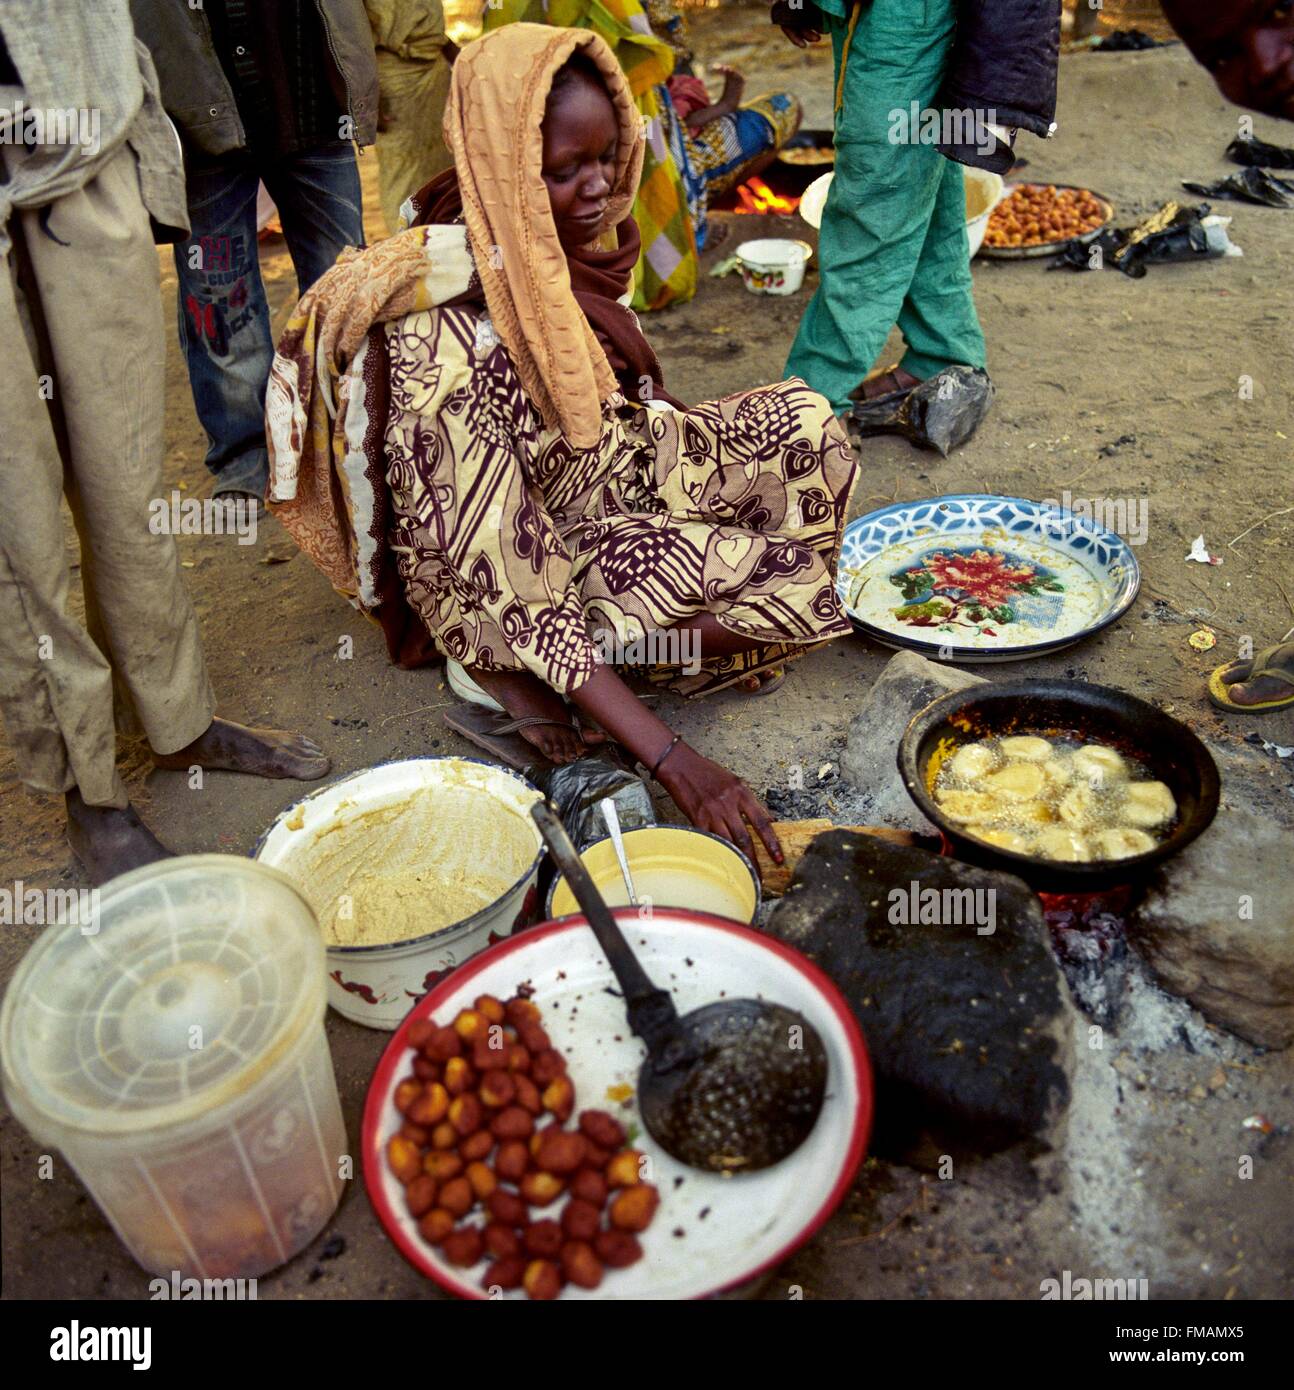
[1,11,1291,1299]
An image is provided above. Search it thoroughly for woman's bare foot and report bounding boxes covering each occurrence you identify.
[65,790,174,886]
[860,365,921,400]
[470,668,604,765]
[737,666,786,695]
[152,717,331,779]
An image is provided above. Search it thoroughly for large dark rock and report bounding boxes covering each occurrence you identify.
[766,830,1076,1158]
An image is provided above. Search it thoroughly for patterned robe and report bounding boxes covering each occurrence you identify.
[383,306,857,696]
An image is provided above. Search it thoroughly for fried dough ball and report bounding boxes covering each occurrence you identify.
[523,1259,563,1300]
[561,1240,604,1290]
[442,1225,484,1267]
[482,1256,525,1290]
[936,789,999,825]
[973,827,1033,853]
[983,762,1046,801]
[1120,780,1176,828]
[1043,756,1074,792]
[949,742,999,781]
[1033,826,1092,862]
[595,1229,643,1268]
[1093,827,1156,860]
[458,1128,492,1162]
[609,1183,660,1232]
[998,735,1053,762]
[1073,744,1128,789]
[1058,785,1098,828]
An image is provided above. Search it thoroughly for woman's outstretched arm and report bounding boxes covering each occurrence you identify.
[568,666,783,866]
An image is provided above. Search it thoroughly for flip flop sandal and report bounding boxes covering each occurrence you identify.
[443,706,581,772]
[1207,646,1294,714]
[443,706,635,774]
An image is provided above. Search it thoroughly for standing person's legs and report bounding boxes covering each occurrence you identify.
[263,144,365,293]
[784,0,970,414]
[894,156,985,381]
[173,156,276,498]
[0,203,131,813]
[16,144,219,776]
[8,144,331,883]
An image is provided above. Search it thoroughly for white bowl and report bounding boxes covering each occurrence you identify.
[735,238,813,295]
[362,908,873,1299]
[799,167,1004,257]
[255,757,543,1029]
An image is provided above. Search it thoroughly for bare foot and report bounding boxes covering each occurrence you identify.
[470,668,604,765]
[66,790,174,886]
[860,366,921,400]
[737,666,786,695]
[152,717,331,780]
[1219,641,1294,706]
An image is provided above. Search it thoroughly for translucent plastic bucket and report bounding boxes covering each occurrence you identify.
[0,855,346,1280]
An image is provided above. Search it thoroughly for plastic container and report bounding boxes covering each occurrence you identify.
[735,238,812,295]
[0,855,346,1281]
[255,757,544,1029]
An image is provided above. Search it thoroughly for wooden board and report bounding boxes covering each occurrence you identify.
[753,820,920,897]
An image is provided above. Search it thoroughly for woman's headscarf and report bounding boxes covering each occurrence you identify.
[433,23,654,448]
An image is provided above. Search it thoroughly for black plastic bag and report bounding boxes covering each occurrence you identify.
[527,757,656,850]
[1049,202,1242,278]
[1094,28,1170,51]
[1182,168,1294,208]
[850,365,993,456]
[1226,134,1294,170]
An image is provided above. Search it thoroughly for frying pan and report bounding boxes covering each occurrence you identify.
[897,679,1220,892]
[774,127,836,192]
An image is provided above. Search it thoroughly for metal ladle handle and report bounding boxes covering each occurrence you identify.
[531,800,679,1046]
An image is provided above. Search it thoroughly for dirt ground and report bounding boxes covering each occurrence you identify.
[2,11,1291,1300]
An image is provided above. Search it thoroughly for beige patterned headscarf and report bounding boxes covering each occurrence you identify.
[445,23,645,450]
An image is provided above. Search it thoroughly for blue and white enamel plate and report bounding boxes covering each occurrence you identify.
[836,494,1141,664]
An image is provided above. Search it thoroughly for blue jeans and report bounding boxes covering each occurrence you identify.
[174,145,364,497]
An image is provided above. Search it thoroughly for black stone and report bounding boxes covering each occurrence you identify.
[765,831,1074,1159]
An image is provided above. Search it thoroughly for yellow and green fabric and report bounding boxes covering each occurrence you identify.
[483,0,697,310]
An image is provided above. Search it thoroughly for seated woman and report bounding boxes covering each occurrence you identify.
[266,23,856,864]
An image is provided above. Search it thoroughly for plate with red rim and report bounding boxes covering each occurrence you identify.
[362,908,872,1300]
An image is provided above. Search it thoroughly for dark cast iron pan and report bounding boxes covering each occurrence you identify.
[774,127,836,192]
[897,679,1220,893]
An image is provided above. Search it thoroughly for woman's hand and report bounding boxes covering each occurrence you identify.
[656,744,783,866]
[565,667,783,863]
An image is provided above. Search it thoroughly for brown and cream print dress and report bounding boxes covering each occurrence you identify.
[383,305,857,696]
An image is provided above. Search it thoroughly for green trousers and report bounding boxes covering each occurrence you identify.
[785,0,986,413]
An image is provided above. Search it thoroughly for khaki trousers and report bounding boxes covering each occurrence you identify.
[0,144,215,809]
